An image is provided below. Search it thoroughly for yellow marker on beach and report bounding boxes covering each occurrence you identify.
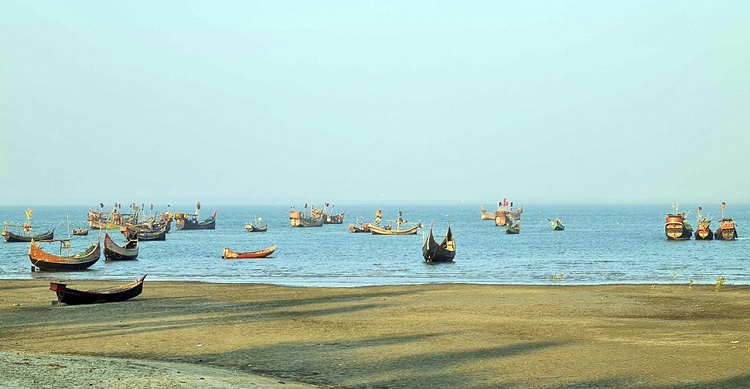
[715,276,726,292]
[688,279,694,290]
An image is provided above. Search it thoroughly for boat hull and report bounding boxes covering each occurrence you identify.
[694,226,714,240]
[665,213,692,240]
[369,224,421,235]
[104,233,139,261]
[223,246,277,259]
[2,229,54,243]
[29,241,101,271]
[50,275,146,305]
[506,222,520,234]
[422,226,456,263]
[716,228,737,241]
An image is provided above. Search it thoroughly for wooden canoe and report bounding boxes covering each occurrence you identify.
[72,228,89,236]
[223,246,277,259]
[50,275,146,305]
[423,224,456,263]
[369,223,421,235]
[29,240,101,271]
[104,232,139,260]
[2,229,54,243]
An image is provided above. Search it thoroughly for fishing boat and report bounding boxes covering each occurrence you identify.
[494,209,508,227]
[29,239,101,271]
[175,202,216,230]
[549,218,565,231]
[245,217,268,232]
[322,204,346,224]
[123,210,173,234]
[422,223,456,263]
[289,206,324,227]
[716,218,738,240]
[348,217,371,233]
[369,211,422,235]
[104,232,139,261]
[716,202,738,240]
[694,207,713,240]
[493,199,523,227]
[505,219,520,234]
[222,245,277,259]
[49,275,146,305]
[2,209,55,242]
[87,205,135,230]
[2,226,54,242]
[135,227,167,241]
[72,228,89,236]
[665,205,692,240]
[480,205,494,220]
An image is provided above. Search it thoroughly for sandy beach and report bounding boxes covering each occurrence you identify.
[1,279,750,388]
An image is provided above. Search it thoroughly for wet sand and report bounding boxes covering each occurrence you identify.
[1,279,750,388]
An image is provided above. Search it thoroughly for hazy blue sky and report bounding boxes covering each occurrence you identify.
[2,1,749,206]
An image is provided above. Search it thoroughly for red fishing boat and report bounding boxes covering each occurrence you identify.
[222,245,277,259]
[29,239,101,271]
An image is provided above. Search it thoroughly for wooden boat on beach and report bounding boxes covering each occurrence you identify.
[104,232,139,260]
[694,207,713,240]
[665,205,692,240]
[422,223,456,263]
[222,246,277,259]
[50,275,146,305]
[549,218,565,231]
[369,211,422,235]
[29,239,101,271]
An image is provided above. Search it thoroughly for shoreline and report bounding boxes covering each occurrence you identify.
[2,280,750,388]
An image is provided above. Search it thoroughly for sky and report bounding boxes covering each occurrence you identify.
[2,1,749,206]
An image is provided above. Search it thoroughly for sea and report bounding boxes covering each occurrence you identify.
[1,203,748,287]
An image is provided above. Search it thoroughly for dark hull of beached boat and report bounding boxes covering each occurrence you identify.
[50,275,146,305]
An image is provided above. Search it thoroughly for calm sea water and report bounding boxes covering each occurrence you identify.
[1,204,748,287]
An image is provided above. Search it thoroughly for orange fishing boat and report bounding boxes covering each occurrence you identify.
[222,245,277,259]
